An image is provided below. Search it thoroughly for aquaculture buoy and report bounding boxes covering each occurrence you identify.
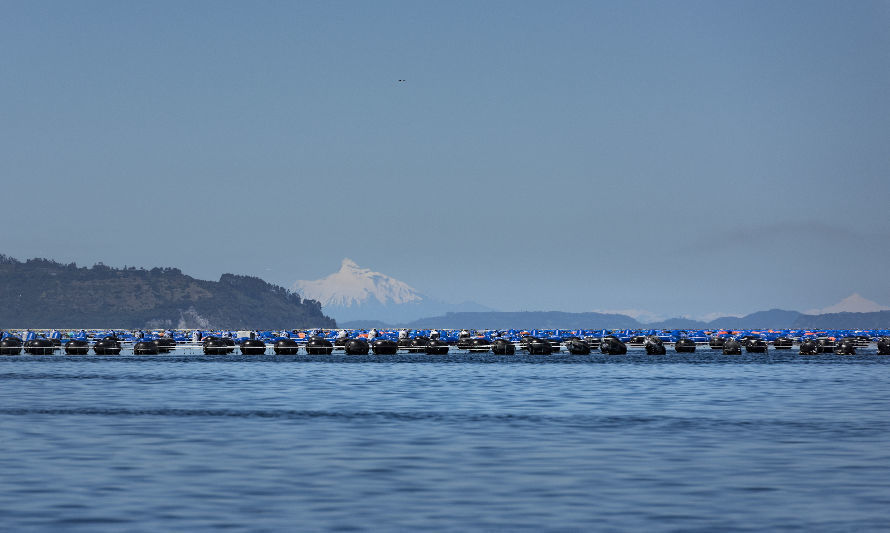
[306,336,334,355]
[425,339,449,355]
[709,336,726,349]
[408,336,430,353]
[491,338,515,355]
[468,338,491,353]
[398,337,414,351]
[134,340,160,355]
[565,338,591,355]
[203,337,230,355]
[799,339,818,355]
[93,338,122,355]
[816,338,836,354]
[371,339,398,355]
[64,339,90,355]
[833,337,856,355]
[675,338,696,353]
[156,337,176,353]
[0,337,23,355]
[25,338,54,355]
[645,336,667,355]
[525,337,553,355]
[773,337,793,350]
[240,339,266,355]
[223,337,236,354]
[273,338,300,355]
[876,337,890,355]
[599,337,627,355]
[628,335,647,346]
[744,338,768,353]
[722,339,742,355]
[344,338,370,355]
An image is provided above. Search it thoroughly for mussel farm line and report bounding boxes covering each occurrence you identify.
[1,327,889,356]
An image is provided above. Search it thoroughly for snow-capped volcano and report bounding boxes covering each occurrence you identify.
[293,259,491,325]
[294,258,423,308]
[805,293,890,315]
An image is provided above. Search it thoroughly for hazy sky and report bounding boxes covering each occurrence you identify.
[2,1,888,318]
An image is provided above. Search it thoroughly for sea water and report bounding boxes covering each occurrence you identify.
[0,348,888,531]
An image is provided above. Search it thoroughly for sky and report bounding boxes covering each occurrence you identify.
[2,1,888,318]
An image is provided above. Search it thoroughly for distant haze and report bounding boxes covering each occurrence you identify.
[2,1,888,318]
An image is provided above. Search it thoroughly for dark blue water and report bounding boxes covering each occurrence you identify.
[1,348,889,531]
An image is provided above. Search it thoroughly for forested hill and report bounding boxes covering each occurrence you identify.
[0,255,336,329]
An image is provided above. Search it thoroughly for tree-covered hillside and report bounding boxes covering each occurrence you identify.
[0,255,335,329]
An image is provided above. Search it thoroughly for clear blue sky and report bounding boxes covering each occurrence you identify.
[2,1,888,317]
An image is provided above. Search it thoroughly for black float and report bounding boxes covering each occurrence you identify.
[408,337,430,353]
[64,339,90,355]
[645,336,667,355]
[799,339,818,355]
[306,336,334,355]
[24,338,55,355]
[675,338,696,353]
[565,338,591,355]
[156,337,176,353]
[273,338,300,355]
[344,338,370,355]
[525,337,553,355]
[425,339,449,355]
[134,340,160,355]
[773,337,793,349]
[468,338,491,352]
[93,338,122,355]
[371,339,398,355]
[491,338,515,355]
[0,337,23,355]
[203,337,230,355]
[240,339,266,355]
[722,339,742,355]
[816,338,836,353]
[599,337,627,355]
[833,337,856,355]
[744,338,768,353]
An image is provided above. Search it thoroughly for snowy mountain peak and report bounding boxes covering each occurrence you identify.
[294,259,423,308]
[806,293,890,315]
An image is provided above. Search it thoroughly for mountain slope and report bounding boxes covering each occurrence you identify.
[0,255,335,329]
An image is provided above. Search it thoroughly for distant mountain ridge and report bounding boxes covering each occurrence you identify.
[294,259,492,323]
[0,255,335,329]
[342,308,890,330]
